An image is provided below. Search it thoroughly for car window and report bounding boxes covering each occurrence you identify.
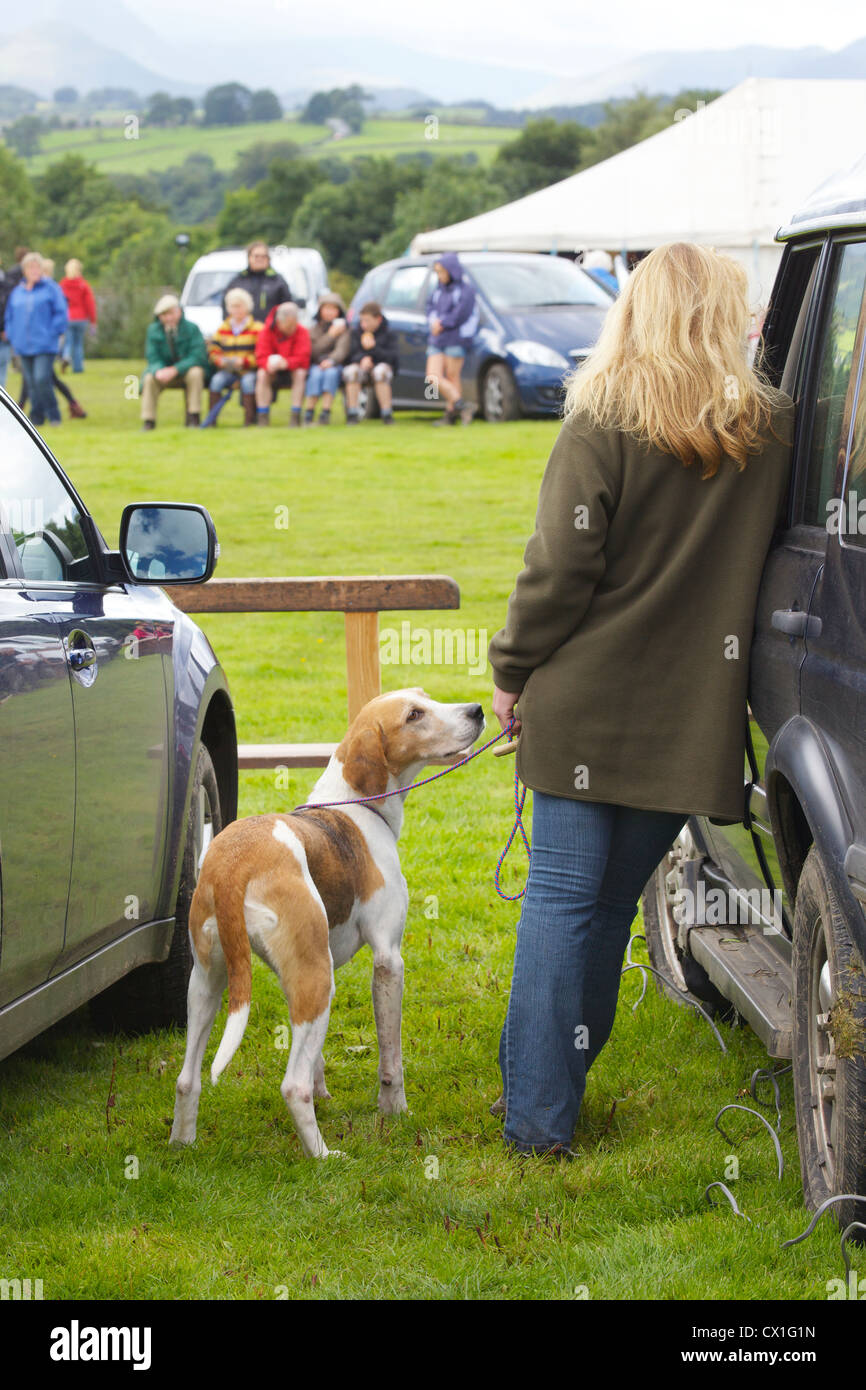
[840,325,866,550]
[801,241,866,529]
[383,265,429,312]
[185,270,235,306]
[466,257,612,309]
[0,402,98,583]
[356,266,392,312]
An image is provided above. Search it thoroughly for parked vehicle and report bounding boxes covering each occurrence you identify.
[180,246,328,340]
[349,251,613,421]
[0,389,237,1057]
[642,157,866,1227]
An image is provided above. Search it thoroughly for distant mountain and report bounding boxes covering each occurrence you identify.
[525,38,866,107]
[0,24,197,98]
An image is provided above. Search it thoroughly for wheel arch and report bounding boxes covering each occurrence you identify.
[766,715,866,962]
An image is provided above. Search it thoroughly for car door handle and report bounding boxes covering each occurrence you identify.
[771,608,822,638]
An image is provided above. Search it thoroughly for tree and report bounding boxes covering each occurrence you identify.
[146,91,176,126]
[174,97,196,125]
[0,144,37,259]
[231,140,300,188]
[202,83,252,126]
[35,155,121,238]
[249,89,282,122]
[365,159,504,265]
[288,156,426,278]
[217,157,326,245]
[5,116,42,159]
[494,116,587,198]
[54,86,78,105]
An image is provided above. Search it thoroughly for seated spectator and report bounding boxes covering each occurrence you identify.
[304,291,350,425]
[140,293,210,431]
[255,301,311,426]
[4,251,68,427]
[208,288,262,426]
[582,250,619,295]
[224,241,293,323]
[342,301,399,425]
[59,258,97,373]
[425,253,478,426]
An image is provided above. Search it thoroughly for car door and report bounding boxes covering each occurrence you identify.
[0,420,78,1004]
[381,263,432,404]
[0,400,172,971]
[702,239,829,929]
[799,236,866,816]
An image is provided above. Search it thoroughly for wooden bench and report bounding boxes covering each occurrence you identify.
[164,575,461,769]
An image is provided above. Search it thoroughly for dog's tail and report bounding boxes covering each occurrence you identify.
[210,875,252,1084]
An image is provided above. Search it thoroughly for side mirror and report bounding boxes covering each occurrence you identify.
[118,503,219,585]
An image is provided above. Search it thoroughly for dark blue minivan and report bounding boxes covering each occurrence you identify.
[349,251,613,421]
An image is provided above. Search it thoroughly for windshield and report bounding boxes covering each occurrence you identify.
[184,271,235,307]
[467,258,613,310]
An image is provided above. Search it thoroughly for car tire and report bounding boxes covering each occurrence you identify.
[90,744,222,1034]
[481,363,521,422]
[792,845,866,1229]
[641,829,730,1016]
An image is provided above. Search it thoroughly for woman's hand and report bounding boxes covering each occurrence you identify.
[493,684,521,734]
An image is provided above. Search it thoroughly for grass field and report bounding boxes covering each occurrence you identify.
[25,117,517,176]
[0,361,847,1301]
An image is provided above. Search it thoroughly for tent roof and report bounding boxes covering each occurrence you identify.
[412,79,866,255]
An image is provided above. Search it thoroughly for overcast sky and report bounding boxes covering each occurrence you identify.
[124,0,864,78]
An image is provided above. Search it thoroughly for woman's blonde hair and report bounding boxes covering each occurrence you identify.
[65,258,82,277]
[564,241,778,478]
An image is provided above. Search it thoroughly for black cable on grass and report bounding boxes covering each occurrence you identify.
[705,1181,751,1221]
[714,1104,784,1181]
[620,963,728,1052]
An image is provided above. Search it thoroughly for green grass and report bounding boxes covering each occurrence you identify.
[0,361,847,1300]
[25,117,517,176]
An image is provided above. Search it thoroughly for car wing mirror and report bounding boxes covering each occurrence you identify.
[117,503,219,585]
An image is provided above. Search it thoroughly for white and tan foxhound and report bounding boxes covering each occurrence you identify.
[170,689,485,1157]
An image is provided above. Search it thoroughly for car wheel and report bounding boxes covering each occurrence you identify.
[792,845,866,1228]
[90,744,222,1034]
[641,826,730,1015]
[481,363,521,422]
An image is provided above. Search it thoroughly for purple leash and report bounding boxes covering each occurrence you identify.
[293,718,530,901]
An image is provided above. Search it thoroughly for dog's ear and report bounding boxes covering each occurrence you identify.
[338,719,389,798]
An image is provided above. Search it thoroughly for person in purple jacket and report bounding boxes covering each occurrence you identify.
[425,253,479,426]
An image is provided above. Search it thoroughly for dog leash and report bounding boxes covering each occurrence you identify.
[293,718,530,900]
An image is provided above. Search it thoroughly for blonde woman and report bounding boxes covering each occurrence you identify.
[487,242,795,1155]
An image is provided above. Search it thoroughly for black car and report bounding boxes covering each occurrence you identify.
[349,251,612,420]
[0,390,237,1058]
[642,161,866,1226]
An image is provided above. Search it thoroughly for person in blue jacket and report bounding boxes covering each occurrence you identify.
[4,251,68,426]
[425,253,479,426]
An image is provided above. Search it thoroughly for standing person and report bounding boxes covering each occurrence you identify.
[59,258,97,372]
[223,242,292,323]
[4,251,68,427]
[304,291,350,425]
[140,293,209,430]
[342,301,399,425]
[487,242,795,1155]
[254,301,311,426]
[581,249,619,295]
[0,259,11,391]
[425,253,478,426]
[20,258,88,419]
[207,287,262,426]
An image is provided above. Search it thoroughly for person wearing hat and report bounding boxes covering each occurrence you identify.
[303,290,350,425]
[141,293,210,430]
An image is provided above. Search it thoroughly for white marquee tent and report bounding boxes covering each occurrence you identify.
[412,79,866,304]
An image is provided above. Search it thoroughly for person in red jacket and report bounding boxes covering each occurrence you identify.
[254,301,311,426]
[59,258,97,373]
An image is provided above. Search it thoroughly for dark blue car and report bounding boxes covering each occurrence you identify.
[349,251,613,421]
[0,389,237,1058]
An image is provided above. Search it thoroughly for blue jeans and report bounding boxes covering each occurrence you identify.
[20,353,61,425]
[0,338,11,390]
[306,363,342,397]
[64,320,87,372]
[499,791,685,1151]
[210,368,256,393]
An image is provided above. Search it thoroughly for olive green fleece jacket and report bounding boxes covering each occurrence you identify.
[487,388,795,822]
